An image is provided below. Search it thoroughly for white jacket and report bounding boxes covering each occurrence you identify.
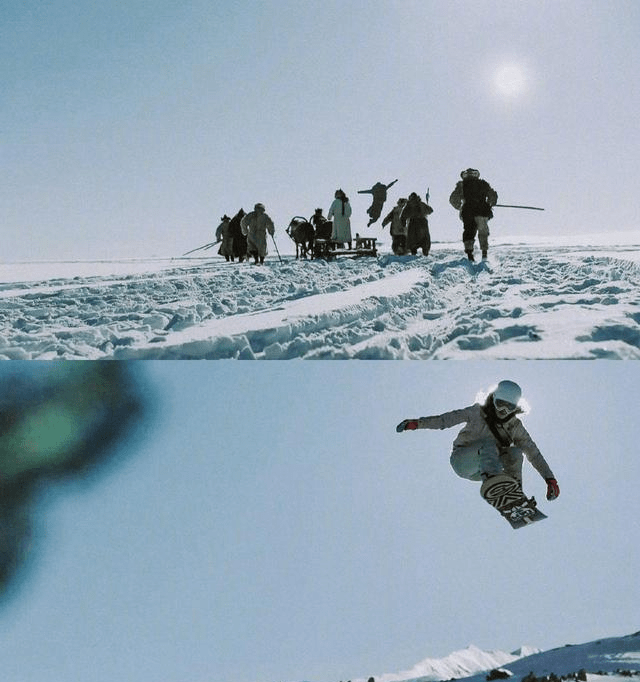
[328,198,352,242]
[417,403,554,480]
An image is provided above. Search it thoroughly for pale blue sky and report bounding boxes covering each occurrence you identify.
[1,361,638,682]
[1,1,638,261]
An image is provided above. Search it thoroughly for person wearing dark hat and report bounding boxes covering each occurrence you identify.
[449,168,498,261]
[310,208,331,241]
[400,192,433,256]
[240,203,275,264]
[215,215,233,261]
[382,197,409,254]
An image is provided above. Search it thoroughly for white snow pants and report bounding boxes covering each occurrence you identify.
[475,216,490,251]
[450,440,523,483]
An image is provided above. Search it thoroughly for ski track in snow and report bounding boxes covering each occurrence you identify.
[1,242,639,359]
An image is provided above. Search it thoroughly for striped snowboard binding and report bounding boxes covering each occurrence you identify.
[480,474,547,529]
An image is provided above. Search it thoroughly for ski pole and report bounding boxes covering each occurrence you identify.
[494,204,544,211]
[182,240,220,256]
[201,240,222,251]
[271,234,283,263]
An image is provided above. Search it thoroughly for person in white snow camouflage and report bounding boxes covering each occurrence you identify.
[449,168,498,261]
[327,189,353,248]
[396,380,560,501]
[240,203,275,264]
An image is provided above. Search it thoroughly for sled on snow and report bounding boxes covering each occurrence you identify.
[313,236,378,260]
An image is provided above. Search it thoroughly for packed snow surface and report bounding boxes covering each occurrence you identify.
[1,236,639,359]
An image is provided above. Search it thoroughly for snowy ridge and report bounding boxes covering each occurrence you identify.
[1,238,639,359]
[359,644,531,682]
[350,632,640,682]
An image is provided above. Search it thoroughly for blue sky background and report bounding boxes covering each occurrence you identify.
[1,0,638,261]
[0,361,638,682]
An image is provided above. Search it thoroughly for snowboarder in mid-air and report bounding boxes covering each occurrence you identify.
[396,380,560,527]
[358,178,398,226]
[449,168,498,261]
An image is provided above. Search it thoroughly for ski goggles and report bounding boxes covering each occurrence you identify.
[494,398,517,415]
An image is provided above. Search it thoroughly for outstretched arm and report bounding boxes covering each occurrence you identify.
[397,406,474,433]
[396,415,452,431]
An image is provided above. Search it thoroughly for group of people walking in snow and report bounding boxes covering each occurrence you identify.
[381,168,498,261]
[215,205,274,265]
[211,168,499,263]
[381,191,434,257]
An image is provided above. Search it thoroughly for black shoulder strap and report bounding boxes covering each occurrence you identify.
[482,406,513,447]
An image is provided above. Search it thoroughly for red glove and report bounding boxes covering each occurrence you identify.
[546,478,560,500]
[396,419,419,432]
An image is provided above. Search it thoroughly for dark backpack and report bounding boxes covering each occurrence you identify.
[462,177,488,208]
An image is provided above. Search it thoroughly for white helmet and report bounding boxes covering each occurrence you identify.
[492,380,521,417]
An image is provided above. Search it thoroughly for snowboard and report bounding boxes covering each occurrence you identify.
[480,474,547,529]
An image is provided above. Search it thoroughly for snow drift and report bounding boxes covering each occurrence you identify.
[1,236,639,359]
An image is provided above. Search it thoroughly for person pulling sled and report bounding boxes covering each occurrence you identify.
[396,380,560,527]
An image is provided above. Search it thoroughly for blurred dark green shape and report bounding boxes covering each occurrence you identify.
[0,364,146,600]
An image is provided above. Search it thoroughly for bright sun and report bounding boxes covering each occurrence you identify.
[494,63,528,98]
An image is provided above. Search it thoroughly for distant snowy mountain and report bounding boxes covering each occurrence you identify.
[356,644,538,682]
[351,632,640,682]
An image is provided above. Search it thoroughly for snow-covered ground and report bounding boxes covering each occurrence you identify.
[1,234,639,359]
[353,631,640,682]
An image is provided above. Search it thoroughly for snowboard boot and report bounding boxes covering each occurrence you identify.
[482,249,488,259]
[466,250,475,262]
[504,496,538,524]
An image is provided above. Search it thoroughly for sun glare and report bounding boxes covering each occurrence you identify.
[494,63,528,98]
